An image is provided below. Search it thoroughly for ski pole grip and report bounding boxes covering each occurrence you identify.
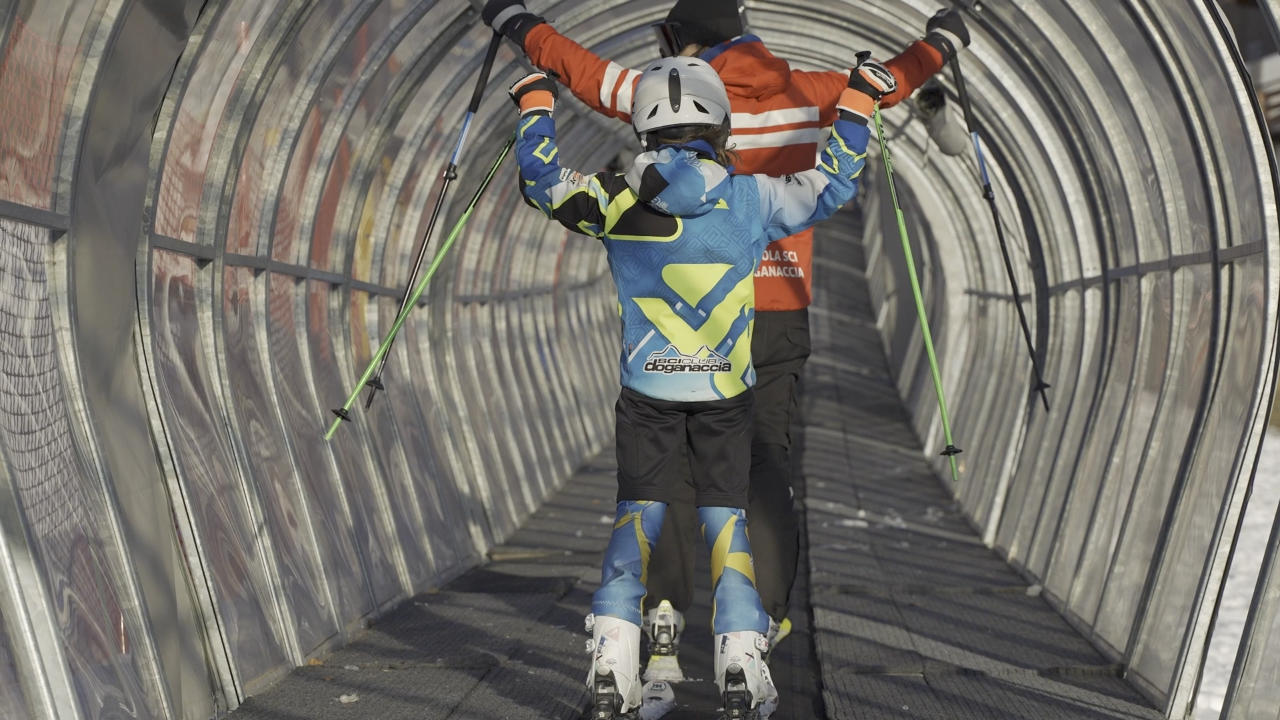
[468,31,503,114]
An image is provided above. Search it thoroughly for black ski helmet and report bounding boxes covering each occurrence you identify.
[656,0,747,56]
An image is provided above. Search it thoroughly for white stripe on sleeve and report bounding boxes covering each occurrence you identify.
[600,62,625,109]
[729,127,825,150]
[730,106,819,129]
[615,69,642,115]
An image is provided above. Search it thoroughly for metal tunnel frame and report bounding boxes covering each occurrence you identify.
[0,1,1277,718]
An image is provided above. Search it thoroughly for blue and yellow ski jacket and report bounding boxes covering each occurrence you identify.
[515,112,869,402]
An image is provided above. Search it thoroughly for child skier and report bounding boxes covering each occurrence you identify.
[509,54,894,719]
[486,0,971,692]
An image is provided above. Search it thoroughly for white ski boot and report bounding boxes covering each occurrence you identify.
[642,599,686,683]
[585,614,643,719]
[714,631,778,720]
[764,616,791,661]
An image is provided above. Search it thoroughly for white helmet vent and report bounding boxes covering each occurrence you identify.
[631,56,731,136]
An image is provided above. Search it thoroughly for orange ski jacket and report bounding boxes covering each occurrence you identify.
[522,25,946,311]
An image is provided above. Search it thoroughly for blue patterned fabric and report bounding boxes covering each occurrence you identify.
[698,506,769,634]
[593,500,668,624]
[515,111,869,402]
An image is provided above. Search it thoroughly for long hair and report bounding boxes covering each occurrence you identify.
[646,121,739,167]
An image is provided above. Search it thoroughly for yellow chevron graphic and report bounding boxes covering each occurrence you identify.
[633,272,754,396]
[709,513,757,587]
[615,502,658,586]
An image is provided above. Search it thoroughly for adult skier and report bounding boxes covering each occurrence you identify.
[509,48,893,718]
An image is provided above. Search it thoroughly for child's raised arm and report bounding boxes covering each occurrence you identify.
[753,60,897,245]
[510,72,614,238]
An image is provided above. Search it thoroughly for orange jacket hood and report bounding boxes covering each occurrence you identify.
[705,36,791,101]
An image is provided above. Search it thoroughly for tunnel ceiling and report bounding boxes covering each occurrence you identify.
[0,1,1277,719]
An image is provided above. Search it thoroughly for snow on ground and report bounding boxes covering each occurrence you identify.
[1194,424,1280,719]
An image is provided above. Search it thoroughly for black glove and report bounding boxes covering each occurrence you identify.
[838,53,898,124]
[482,0,545,47]
[508,72,558,115]
[924,9,970,60]
[847,55,898,101]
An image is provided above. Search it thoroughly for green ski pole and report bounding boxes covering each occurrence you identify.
[363,31,504,410]
[872,105,962,485]
[325,134,515,440]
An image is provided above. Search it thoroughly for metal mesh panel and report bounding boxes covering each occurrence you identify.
[0,218,158,718]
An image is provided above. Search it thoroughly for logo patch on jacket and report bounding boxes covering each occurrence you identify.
[643,345,732,374]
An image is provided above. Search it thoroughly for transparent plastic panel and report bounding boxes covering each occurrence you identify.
[1225,507,1280,719]
[305,1,418,275]
[304,279,404,606]
[1149,0,1266,254]
[452,302,528,541]
[265,0,357,266]
[533,295,579,470]
[1043,276,1144,599]
[1016,3,1143,271]
[351,3,471,289]
[221,266,337,654]
[377,302,468,574]
[153,0,278,244]
[961,300,1029,531]
[0,606,32,719]
[401,296,495,555]
[265,273,372,622]
[340,289,435,587]
[489,301,553,501]
[1000,288,1098,564]
[0,0,101,209]
[1095,265,1215,649]
[223,0,337,259]
[351,297,475,585]
[1069,272,1174,628]
[149,249,288,687]
[372,75,455,290]
[1131,257,1274,698]
[322,2,470,281]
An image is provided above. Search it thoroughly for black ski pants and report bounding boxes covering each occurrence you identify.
[643,309,808,621]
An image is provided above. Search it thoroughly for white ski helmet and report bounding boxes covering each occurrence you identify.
[631,57,730,138]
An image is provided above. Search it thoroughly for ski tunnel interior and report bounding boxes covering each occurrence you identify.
[1,0,1279,718]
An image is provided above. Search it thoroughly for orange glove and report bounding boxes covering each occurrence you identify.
[838,54,898,124]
